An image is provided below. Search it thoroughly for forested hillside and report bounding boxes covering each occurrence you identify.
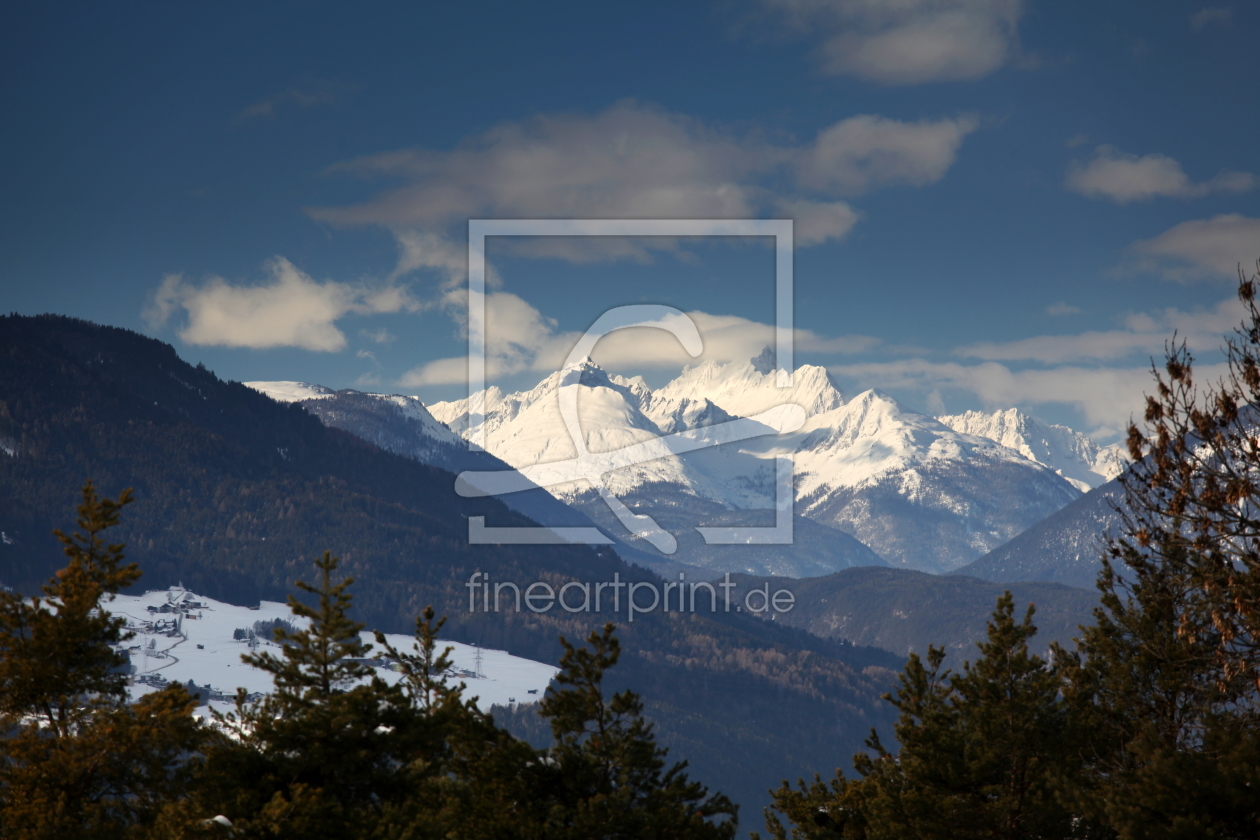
[0,313,902,821]
[728,567,1097,668]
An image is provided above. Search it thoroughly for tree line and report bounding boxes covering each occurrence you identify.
[0,483,736,839]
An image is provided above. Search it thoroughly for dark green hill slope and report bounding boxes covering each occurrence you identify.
[730,566,1098,668]
[0,313,901,827]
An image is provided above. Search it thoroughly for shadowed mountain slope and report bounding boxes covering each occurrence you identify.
[730,566,1099,668]
[952,479,1126,589]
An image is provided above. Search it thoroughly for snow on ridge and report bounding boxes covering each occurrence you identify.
[457,364,710,501]
[609,372,652,406]
[355,393,463,446]
[749,389,1044,500]
[245,381,336,403]
[423,358,777,507]
[647,396,735,435]
[236,356,1093,574]
[652,352,845,420]
[418,355,1080,511]
[936,408,1125,491]
[247,382,461,447]
[428,386,505,432]
[244,361,1099,510]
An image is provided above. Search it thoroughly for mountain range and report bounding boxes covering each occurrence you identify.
[247,350,1131,589]
[417,352,1120,575]
[0,315,1127,825]
[936,409,1125,493]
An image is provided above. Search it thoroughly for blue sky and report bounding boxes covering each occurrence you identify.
[2,1,1258,440]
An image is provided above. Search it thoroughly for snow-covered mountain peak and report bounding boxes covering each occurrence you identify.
[652,354,845,420]
[247,363,1088,576]
[431,360,636,440]
[823,388,916,437]
[525,356,619,397]
[361,393,463,446]
[750,346,778,375]
[427,386,503,432]
[609,373,652,405]
[650,396,736,435]
[786,389,1008,474]
[811,389,957,442]
[561,354,597,371]
[936,408,1125,492]
[427,358,719,500]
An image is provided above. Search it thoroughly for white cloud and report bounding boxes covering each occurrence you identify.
[306,102,978,268]
[144,257,421,351]
[1191,6,1232,29]
[957,296,1247,363]
[310,103,767,234]
[1067,145,1254,203]
[236,80,354,120]
[760,0,1025,85]
[389,230,476,286]
[799,114,979,195]
[397,291,877,387]
[829,357,1211,430]
[398,289,577,387]
[775,198,860,245]
[400,357,469,389]
[361,327,396,344]
[587,310,880,370]
[1129,214,1260,281]
[1045,302,1080,316]
[828,292,1248,430]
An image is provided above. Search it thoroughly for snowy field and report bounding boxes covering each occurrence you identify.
[109,586,558,717]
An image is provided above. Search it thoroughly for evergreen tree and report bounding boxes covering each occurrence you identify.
[1116,261,1260,692]
[181,568,743,839]
[762,596,1081,840]
[370,605,542,839]
[947,598,1082,840]
[533,623,738,840]
[1043,262,1260,838]
[758,772,869,840]
[1054,272,1260,839]
[0,482,204,839]
[186,551,420,839]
